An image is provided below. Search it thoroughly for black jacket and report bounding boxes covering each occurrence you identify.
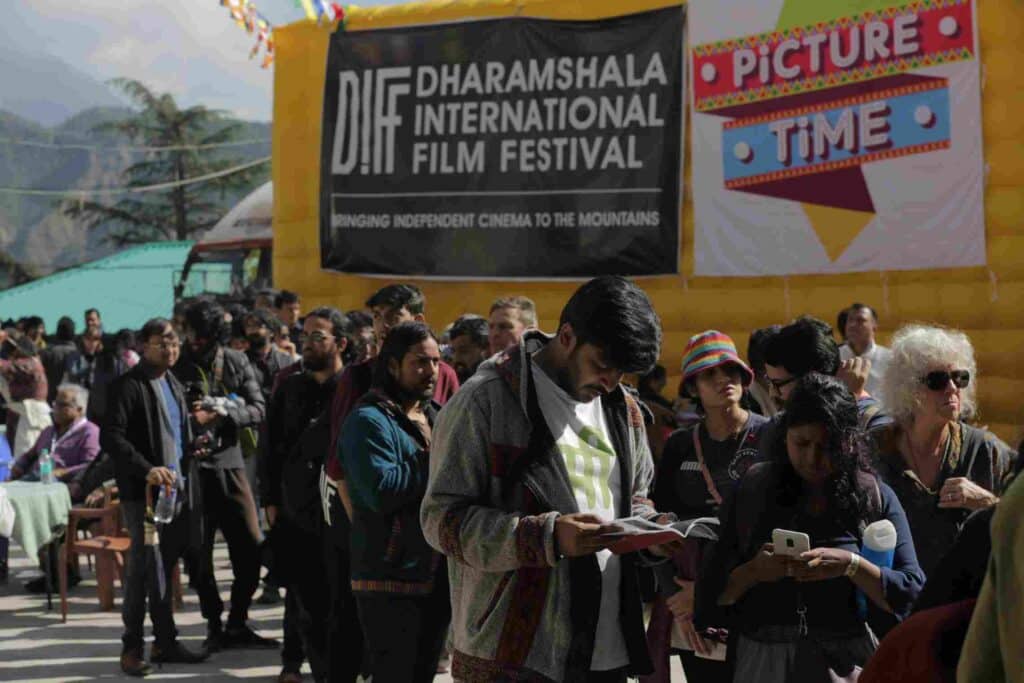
[101,363,192,501]
[174,345,265,470]
[41,340,77,402]
[247,347,296,402]
[262,367,342,507]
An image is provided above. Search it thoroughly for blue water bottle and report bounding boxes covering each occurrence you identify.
[858,519,897,618]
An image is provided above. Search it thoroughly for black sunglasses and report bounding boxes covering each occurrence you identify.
[921,370,970,391]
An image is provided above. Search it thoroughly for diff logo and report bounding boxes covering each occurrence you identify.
[330,67,412,176]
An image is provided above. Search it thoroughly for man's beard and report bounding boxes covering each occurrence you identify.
[455,362,480,384]
[393,381,434,404]
[303,353,329,371]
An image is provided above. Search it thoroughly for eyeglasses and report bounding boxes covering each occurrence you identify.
[921,370,970,391]
[52,400,76,409]
[299,331,334,345]
[767,375,800,392]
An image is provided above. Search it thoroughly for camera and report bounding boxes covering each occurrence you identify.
[184,382,205,406]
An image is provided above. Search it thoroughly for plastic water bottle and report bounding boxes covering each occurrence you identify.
[153,466,179,524]
[38,448,54,484]
[858,519,897,617]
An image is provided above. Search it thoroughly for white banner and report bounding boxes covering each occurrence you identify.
[690,0,985,276]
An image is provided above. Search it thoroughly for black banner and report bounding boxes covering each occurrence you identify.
[320,7,684,278]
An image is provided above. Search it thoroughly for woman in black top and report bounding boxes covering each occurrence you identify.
[651,330,769,682]
[698,374,924,682]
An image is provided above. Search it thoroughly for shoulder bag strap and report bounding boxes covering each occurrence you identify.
[692,425,724,506]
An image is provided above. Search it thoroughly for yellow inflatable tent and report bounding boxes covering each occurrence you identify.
[273,0,1024,443]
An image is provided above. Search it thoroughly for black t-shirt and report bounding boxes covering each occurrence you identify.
[653,413,770,520]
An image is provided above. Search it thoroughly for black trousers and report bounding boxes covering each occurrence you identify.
[192,467,263,629]
[323,493,363,683]
[355,567,450,683]
[276,514,329,680]
[121,498,190,651]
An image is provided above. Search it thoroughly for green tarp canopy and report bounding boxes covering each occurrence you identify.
[0,241,193,333]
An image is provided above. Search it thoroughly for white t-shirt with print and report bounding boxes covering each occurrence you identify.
[531,363,629,672]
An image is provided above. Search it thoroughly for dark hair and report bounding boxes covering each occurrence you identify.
[558,276,661,374]
[24,315,44,331]
[639,364,666,391]
[371,321,435,398]
[836,309,849,341]
[764,316,840,377]
[366,284,425,316]
[747,325,782,375]
[306,306,355,362]
[245,308,281,331]
[449,314,489,350]
[848,303,879,323]
[773,373,875,531]
[226,303,249,323]
[115,328,136,352]
[230,315,248,341]
[84,308,100,319]
[274,290,300,308]
[346,310,373,330]
[56,316,76,342]
[139,317,174,342]
[184,301,228,344]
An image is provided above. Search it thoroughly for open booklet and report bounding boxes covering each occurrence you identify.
[604,515,719,555]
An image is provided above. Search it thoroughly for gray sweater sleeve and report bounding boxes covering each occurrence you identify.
[421,388,559,572]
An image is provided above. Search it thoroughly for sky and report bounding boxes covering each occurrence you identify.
[7,0,393,122]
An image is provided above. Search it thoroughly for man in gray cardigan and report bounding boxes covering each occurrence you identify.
[422,276,666,682]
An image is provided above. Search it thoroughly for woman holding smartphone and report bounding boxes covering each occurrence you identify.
[697,373,924,681]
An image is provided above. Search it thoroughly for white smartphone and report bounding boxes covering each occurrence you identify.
[772,528,811,557]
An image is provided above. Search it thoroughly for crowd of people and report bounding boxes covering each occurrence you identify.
[0,281,1021,683]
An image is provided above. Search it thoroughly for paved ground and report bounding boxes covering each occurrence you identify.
[0,540,456,683]
[1,541,686,682]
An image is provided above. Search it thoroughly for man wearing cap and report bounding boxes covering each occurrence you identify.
[652,330,771,681]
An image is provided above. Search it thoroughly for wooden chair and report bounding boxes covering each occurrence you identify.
[58,484,129,622]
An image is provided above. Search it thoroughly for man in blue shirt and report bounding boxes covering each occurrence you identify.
[103,318,207,676]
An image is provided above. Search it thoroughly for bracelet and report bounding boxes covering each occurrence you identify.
[845,552,861,578]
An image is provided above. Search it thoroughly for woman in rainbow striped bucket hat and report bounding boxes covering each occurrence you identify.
[647,330,771,683]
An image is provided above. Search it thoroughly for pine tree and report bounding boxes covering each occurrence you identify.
[63,78,267,245]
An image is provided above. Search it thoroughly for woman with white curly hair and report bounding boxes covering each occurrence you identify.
[873,325,1017,577]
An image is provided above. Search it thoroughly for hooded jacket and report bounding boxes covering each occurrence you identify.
[421,331,658,682]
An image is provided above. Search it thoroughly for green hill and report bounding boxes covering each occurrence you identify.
[0,107,271,285]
